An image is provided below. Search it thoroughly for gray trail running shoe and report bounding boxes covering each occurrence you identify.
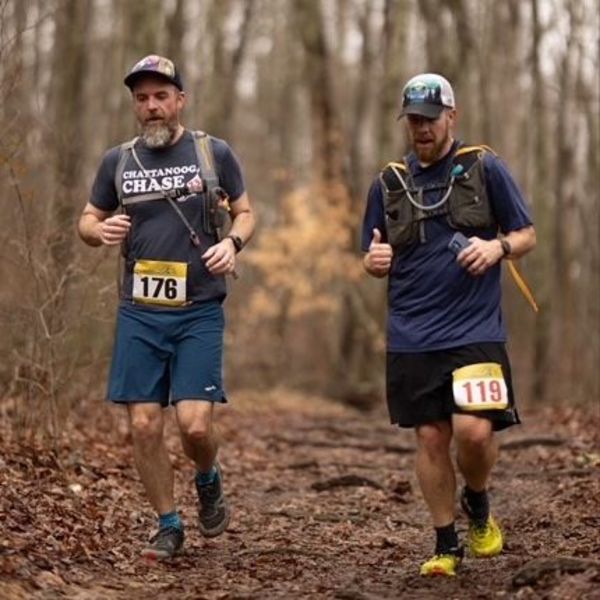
[195,463,230,537]
[140,526,184,560]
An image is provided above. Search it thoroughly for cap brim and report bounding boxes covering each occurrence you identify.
[124,70,182,91]
[398,104,444,119]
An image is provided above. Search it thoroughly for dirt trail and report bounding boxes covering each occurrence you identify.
[1,390,599,599]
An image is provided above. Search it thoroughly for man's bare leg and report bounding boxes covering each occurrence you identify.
[128,403,174,515]
[453,414,497,492]
[415,420,463,575]
[176,400,229,537]
[175,400,217,470]
[415,421,456,527]
[452,413,503,558]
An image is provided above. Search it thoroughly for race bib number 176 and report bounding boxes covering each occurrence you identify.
[132,260,187,306]
[452,362,508,411]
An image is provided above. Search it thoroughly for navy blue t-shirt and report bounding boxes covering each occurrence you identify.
[361,142,533,352]
[90,130,245,305]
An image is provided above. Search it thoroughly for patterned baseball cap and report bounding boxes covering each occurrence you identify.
[399,73,455,119]
[124,54,183,91]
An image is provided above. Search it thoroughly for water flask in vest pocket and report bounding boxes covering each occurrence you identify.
[448,232,471,255]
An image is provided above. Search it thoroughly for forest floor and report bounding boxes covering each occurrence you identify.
[1,389,599,600]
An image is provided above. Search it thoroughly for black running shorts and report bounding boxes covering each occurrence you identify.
[386,342,520,431]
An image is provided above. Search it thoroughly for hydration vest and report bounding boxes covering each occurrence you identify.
[380,144,497,249]
[111,131,229,303]
[114,130,226,247]
[114,130,219,209]
[380,144,539,313]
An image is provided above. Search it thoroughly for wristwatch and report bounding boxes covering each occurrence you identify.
[226,234,244,253]
[500,238,512,258]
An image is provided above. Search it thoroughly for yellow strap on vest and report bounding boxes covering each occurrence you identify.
[454,144,498,158]
[507,259,539,312]
[385,161,408,171]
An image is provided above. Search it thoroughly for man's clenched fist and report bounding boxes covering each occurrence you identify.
[364,228,393,278]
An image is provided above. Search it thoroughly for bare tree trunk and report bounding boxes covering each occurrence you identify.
[293,0,388,405]
[549,0,579,401]
[418,0,454,76]
[166,0,186,67]
[561,0,598,403]
[1,0,26,139]
[578,31,600,403]
[444,0,476,141]
[123,0,163,55]
[220,0,255,138]
[348,1,375,212]
[529,0,552,404]
[114,0,164,138]
[377,0,409,165]
[48,0,93,273]
[294,0,343,182]
[204,0,254,138]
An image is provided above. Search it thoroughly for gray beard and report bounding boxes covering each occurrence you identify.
[141,121,177,149]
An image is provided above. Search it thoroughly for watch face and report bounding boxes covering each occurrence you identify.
[229,235,243,252]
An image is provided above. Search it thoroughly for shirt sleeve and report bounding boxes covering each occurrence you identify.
[89,147,121,212]
[484,154,533,234]
[212,138,246,202]
[361,177,387,251]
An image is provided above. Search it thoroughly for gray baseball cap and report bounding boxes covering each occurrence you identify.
[399,73,455,119]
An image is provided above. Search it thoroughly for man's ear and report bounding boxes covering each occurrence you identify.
[446,107,458,131]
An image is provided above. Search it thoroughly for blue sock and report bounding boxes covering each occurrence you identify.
[195,466,217,486]
[158,510,183,531]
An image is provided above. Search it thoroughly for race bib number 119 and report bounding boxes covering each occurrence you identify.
[133,260,187,306]
[452,362,508,411]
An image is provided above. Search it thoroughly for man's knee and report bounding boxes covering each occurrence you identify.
[129,406,164,442]
[180,419,212,444]
[454,416,493,452]
[416,422,452,456]
[177,402,214,445]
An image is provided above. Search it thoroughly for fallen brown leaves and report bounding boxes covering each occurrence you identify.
[0,392,598,599]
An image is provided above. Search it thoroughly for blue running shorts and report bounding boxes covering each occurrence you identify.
[107,301,226,405]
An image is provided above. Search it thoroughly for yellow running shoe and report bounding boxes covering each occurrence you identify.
[420,553,462,577]
[467,515,503,557]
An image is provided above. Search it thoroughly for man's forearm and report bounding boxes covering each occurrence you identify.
[503,226,536,259]
[78,213,103,247]
[229,210,256,247]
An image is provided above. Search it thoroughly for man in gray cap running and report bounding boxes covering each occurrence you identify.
[362,72,536,576]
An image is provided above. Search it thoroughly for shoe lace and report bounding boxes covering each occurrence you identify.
[199,477,221,503]
[434,546,463,560]
[150,526,180,547]
[471,522,490,541]
[434,554,454,561]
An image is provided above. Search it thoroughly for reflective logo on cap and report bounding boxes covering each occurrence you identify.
[403,80,442,106]
[402,73,455,109]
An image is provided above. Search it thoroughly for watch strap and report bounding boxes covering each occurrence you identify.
[226,234,244,253]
